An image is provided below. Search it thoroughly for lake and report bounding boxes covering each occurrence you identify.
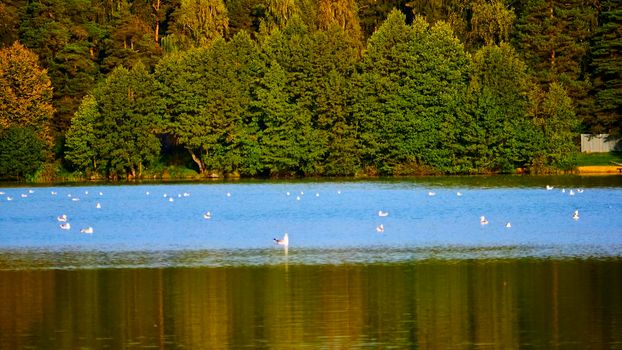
[1,176,621,348]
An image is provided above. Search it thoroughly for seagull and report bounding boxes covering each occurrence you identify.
[480,216,489,225]
[51,191,57,195]
[203,211,212,219]
[456,192,463,197]
[572,210,580,220]
[569,190,575,196]
[6,196,13,201]
[274,233,289,246]
[80,227,94,234]
[376,224,385,233]
[168,197,174,202]
[428,191,436,196]
[226,192,231,197]
[60,223,71,230]
[546,185,554,190]
[96,202,101,209]
[505,222,512,228]
[378,210,389,217]
[57,214,68,222]
[577,189,584,193]
[286,192,291,196]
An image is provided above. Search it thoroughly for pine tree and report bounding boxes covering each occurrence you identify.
[589,0,622,135]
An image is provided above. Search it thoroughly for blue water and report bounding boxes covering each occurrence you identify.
[1,179,621,268]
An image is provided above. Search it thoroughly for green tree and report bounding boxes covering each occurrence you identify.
[64,95,98,173]
[529,82,579,170]
[158,31,261,176]
[470,0,515,47]
[168,0,229,48]
[589,0,622,135]
[69,64,162,179]
[0,127,46,180]
[465,43,537,172]
[354,11,470,174]
[513,0,597,123]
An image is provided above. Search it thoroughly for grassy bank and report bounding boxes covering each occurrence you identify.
[575,152,622,166]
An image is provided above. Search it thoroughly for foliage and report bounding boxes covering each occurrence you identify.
[353,11,470,174]
[0,42,54,145]
[2,1,619,180]
[589,0,622,136]
[66,64,162,179]
[466,42,536,172]
[0,127,46,180]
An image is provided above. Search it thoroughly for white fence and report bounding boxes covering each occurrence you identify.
[581,134,621,153]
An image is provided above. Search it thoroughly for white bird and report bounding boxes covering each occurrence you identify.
[480,216,489,225]
[146,191,150,195]
[0,191,4,195]
[71,197,80,201]
[80,227,94,234]
[99,192,103,196]
[286,192,291,196]
[337,190,341,194]
[183,192,191,197]
[546,185,554,190]
[28,190,34,194]
[20,194,27,198]
[505,222,512,228]
[428,191,436,196]
[168,197,174,202]
[456,192,463,197]
[6,196,13,201]
[376,224,385,233]
[562,188,566,193]
[296,196,301,201]
[316,193,320,197]
[226,192,231,197]
[378,210,389,217]
[60,222,71,230]
[203,211,212,219]
[274,233,289,246]
[57,214,68,222]
[572,210,580,220]
[96,202,101,209]
[577,189,584,193]
[569,190,575,196]
[51,191,57,195]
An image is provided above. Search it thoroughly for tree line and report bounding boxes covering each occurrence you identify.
[0,0,620,179]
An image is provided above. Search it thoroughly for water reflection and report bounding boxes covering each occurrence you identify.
[1,259,620,349]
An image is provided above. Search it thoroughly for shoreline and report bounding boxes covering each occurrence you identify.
[576,165,622,175]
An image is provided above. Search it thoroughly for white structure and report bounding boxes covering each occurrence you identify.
[581,134,621,153]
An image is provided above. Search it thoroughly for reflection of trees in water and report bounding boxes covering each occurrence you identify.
[0,260,621,348]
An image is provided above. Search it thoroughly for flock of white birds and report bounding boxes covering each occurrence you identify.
[0,184,585,248]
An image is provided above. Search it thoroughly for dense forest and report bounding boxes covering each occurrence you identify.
[0,0,620,180]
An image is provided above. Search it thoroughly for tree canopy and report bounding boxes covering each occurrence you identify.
[1,0,618,180]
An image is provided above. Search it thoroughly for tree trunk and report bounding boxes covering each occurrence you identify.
[188,149,206,174]
[153,0,161,45]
